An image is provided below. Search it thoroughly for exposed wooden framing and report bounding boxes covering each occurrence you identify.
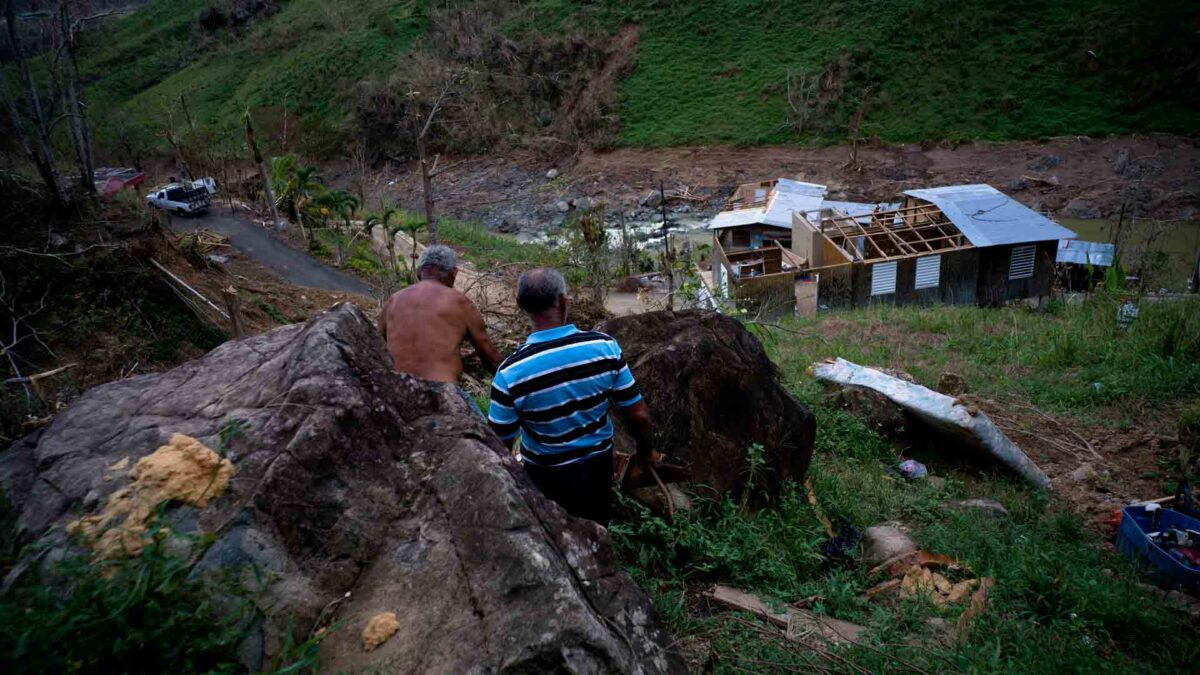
[804,200,973,269]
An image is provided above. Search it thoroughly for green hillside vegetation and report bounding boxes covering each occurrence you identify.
[74,0,1197,159]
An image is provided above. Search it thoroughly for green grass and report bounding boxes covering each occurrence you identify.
[769,295,1200,414]
[431,219,567,270]
[613,0,1200,145]
[0,520,322,674]
[83,0,426,152]
[77,0,1198,158]
[611,296,1200,673]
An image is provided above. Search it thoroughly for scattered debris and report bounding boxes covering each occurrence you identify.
[897,459,928,480]
[362,612,400,651]
[861,525,917,565]
[67,433,234,558]
[936,372,966,396]
[813,358,1050,488]
[951,577,994,642]
[705,584,866,646]
[900,566,977,607]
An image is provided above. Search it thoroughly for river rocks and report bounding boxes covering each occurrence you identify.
[861,525,917,565]
[0,304,684,674]
[1027,154,1061,171]
[598,310,815,497]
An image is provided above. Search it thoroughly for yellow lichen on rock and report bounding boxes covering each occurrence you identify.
[67,433,234,558]
[362,612,400,652]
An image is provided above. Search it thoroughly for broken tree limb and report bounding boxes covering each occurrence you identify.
[812,358,1050,489]
[150,259,229,321]
[705,584,865,646]
[2,362,77,386]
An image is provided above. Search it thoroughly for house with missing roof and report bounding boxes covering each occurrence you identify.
[707,180,1078,315]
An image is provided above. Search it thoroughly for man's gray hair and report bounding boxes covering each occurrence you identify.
[517,268,567,314]
[418,245,457,272]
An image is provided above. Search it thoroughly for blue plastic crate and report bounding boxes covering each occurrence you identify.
[1116,505,1200,594]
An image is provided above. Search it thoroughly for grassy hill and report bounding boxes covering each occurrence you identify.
[78,0,1198,157]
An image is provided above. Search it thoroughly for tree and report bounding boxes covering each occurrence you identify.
[3,0,66,210]
[55,0,96,195]
[363,208,402,276]
[408,69,465,243]
[243,111,283,231]
[313,190,358,267]
[399,218,427,284]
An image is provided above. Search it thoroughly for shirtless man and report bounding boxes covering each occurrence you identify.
[379,245,502,395]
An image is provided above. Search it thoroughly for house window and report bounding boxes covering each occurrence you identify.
[1009,245,1036,280]
[914,255,941,290]
[870,261,897,296]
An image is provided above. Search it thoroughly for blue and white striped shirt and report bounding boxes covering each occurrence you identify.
[488,324,642,466]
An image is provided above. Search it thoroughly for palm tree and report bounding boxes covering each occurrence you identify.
[400,217,427,284]
[363,208,402,276]
[318,190,359,267]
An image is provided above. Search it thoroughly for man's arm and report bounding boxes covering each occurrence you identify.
[618,399,657,461]
[486,371,520,450]
[610,347,658,462]
[462,297,503,374]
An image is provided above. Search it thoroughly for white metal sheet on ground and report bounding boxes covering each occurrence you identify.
[1008,245,1036,280]
[870,261,897,296]
[812,358,1050,489]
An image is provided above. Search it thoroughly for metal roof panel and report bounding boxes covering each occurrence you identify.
[902,184,1077,247]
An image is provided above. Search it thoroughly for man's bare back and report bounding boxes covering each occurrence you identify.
[380,280,501,383]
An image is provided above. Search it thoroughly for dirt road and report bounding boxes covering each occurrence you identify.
[170,210,374,297]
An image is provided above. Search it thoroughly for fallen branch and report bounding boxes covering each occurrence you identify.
[2,362,76,386]
[150,258,229,320]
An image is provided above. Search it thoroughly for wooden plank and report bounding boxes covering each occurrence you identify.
[706,584,866,646]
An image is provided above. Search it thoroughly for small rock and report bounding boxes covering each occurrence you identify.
[631,483,692,517]
[1063,198,1101,219]
[575,197,591,211]
[1112,148,1131,175]
[497,218,519,234]
[942,498,1009,519]
[546,168,559,180]
[1027,154,1061,171]
[926,476,947,490]
[1100,568,1114,578]
[48,232,68,248]
[936,372,966,396]
[1068,462,1096,482]
[555,200,570,213]
[1007,178,1029,192]
[861,525,917,565]
[639,190,662,208]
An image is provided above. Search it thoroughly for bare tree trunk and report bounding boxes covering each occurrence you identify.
[659,180,674,310]
[5,0,66,209]
[418,135,437,242]
[244,113,283,230]
[59,1,95,194]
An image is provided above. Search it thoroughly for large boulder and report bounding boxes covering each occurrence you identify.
[597,310,815,497]
[0,304,684,674]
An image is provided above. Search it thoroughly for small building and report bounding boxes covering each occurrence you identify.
[708,179,825,318]
[797,184,1078,308]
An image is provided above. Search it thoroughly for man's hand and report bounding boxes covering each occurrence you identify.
[625,450,663,486]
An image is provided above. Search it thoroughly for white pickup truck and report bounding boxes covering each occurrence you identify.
[145,178,217,215]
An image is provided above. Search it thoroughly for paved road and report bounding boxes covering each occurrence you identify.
[169,211,374,297]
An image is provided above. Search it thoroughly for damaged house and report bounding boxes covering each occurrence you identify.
[707,181,1078,315]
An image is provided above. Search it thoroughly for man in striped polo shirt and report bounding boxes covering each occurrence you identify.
[488,268,657,524]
